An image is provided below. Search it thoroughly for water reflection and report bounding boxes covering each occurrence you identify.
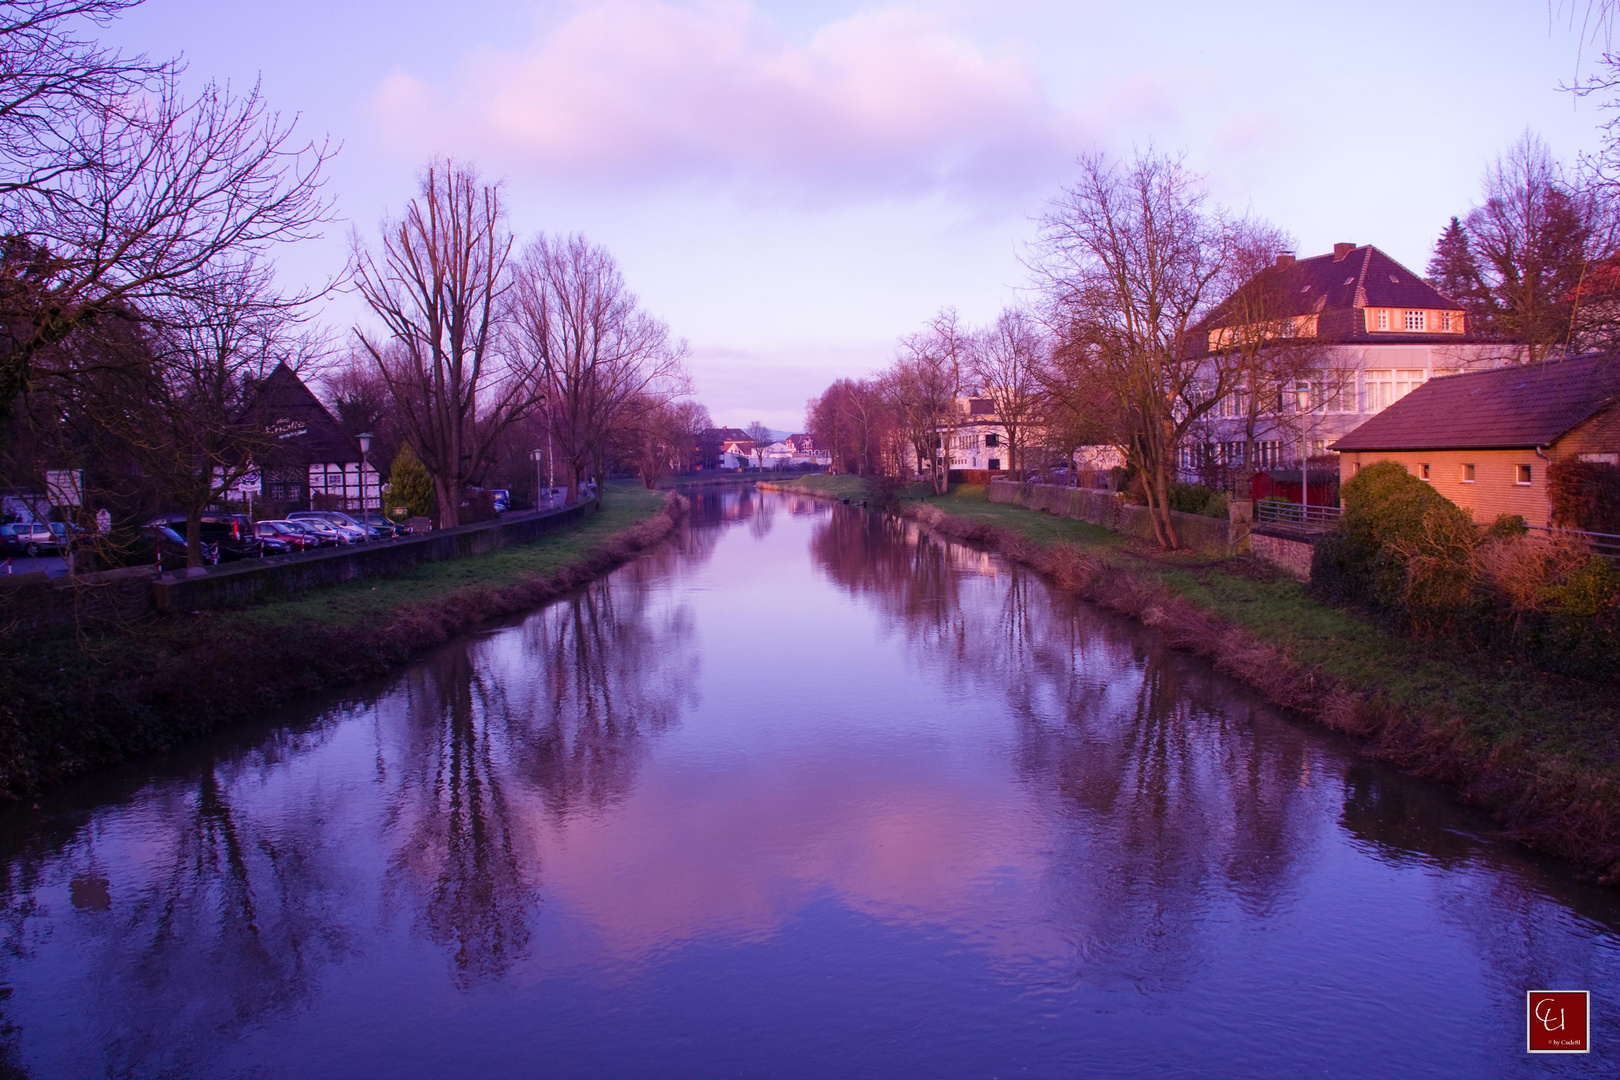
[0,491,1609,1078]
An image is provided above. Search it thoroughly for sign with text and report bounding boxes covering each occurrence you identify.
[1527,991,1589,1053]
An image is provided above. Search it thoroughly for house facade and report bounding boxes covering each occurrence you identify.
[762,434,830,469]
[232,363,380,514]
[1187,243,1511,485]
[1331,353,1620,525]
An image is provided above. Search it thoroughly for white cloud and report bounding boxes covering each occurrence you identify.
[370,0,1095,202]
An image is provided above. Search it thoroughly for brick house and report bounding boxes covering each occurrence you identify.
[1330,354,1620,525]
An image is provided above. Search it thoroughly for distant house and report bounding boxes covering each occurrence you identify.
[694,427,754,470]
[762,434,830,469]
[235,363,380,513]
[1331,353,1620,525]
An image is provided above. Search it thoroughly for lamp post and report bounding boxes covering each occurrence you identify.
[530,448,545,510]
[357,433,373,516]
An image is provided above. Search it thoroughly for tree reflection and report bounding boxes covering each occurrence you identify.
[810,505,1320,981]
[385,557,699,984]
[389,646,536,987]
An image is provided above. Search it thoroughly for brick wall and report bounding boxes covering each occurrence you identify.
[1338,449,1552,526]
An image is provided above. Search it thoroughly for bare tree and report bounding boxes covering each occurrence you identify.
[1,66,334,408]
[890,308,966,493]
[1462,132,1620,361]
[968,306,1045,477]
[510,233,690,506]
[353,159,540,528]
[1032,149,1238,549]
[744,420,772,469]
[64,257,311,566]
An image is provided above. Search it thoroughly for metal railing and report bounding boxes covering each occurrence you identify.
[1525,525,1620,562]
[1255,500,1342,530]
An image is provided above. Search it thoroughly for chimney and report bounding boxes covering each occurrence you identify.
[1333,242,1355,262]
[1274,251,1295,268]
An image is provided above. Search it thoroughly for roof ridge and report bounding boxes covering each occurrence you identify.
[1353,246,1371,309]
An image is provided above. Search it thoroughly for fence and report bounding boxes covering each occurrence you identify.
[1255,500,1342,532]
[1525,524,1620,562]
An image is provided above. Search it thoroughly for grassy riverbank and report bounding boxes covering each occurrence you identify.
[0,484,682,798]
[768,475,1620,882]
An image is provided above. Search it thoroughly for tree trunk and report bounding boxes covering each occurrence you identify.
[186,508,205,569]
[436,476,461,529]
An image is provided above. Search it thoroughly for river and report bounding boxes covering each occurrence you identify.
[0,487,1614,1078]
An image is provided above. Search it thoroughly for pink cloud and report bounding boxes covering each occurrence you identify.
[370,0,1093,200]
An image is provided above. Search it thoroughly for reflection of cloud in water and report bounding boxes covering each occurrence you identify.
[531,757,1060,970]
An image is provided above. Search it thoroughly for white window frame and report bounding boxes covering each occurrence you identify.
[1375,309,1390,330]
[1418,463,1431,481]
[1404,310,1426,331]
[1516,464,1532,485]
[1460,463,1475,483]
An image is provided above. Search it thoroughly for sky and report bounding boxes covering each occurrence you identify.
[102,0,1613,432]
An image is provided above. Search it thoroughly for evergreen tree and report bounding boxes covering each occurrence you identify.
[1425,216,1491,326]
[384,443,437,521]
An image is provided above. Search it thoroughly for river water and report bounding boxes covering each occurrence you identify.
[0,488,1614,1078]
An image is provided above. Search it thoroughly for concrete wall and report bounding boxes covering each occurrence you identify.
[988,481,1237,556]
[150,504,593,614]
[1,565,156,633]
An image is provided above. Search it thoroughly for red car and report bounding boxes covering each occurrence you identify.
[255,520,323,551]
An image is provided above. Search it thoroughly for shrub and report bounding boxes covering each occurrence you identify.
[1202,491,1230,520]
[1548,458,1620,534]
[1310,460,1479,624]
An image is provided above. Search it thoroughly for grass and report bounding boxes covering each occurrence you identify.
[771,474,1620,879]
[228,482,668,631]
[0,481,679,797]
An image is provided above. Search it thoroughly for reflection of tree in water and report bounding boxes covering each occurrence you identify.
[387,554,699,984]
[512,569,699,820]
[811,506,1320,981]
[390,646,535,988]
[0,762,346,1078]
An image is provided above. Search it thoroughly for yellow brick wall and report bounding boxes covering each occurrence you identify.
[1338,449,1552,525]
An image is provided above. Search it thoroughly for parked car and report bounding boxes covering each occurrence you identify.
[255,520,322,551]
[283,516,350,545]
[138,525,217,570]
[287,510,368,544]
[147,514,263,561]
[490,489,511,513]
[355,512,404,538]
[0,523,24,557]
[11,521,63,556]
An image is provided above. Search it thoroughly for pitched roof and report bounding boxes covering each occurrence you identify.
[240,362,361,465]
[1331,353,1620,451]
[1198,244,1467,347]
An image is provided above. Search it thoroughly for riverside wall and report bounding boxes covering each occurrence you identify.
[1,504,595,630]
[988,481,1240,557]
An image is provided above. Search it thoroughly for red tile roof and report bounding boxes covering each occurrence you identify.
[1198,244,1467,349]
[1331,353,1620,451]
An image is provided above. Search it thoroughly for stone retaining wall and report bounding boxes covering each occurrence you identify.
[988,481,1238,556]
[1248,528,1319,581]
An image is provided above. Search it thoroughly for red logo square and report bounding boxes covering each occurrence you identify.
[1527,991,1590,1053]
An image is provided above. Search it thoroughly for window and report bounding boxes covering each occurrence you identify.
[1516,464,1533,485]
[1217,388,1248,419]
[988,458,1001,471]
[1460,463,1475,483]
[1316,371,1356,413]
[1441,311,1460,332]
[1404,310,1426,331]
[985,433,1000,447]
[1418,463,1431,481]
[1365,369,1427,412]
[1292,379,1313,412]
[1375,309,1390,330]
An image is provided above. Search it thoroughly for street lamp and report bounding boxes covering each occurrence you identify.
[357,432,373,515]
[531,448,545,510]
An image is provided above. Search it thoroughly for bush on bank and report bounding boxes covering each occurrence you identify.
[1311,460,1620,678]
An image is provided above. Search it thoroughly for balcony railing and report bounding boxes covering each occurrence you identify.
[1255,500,1342,531]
